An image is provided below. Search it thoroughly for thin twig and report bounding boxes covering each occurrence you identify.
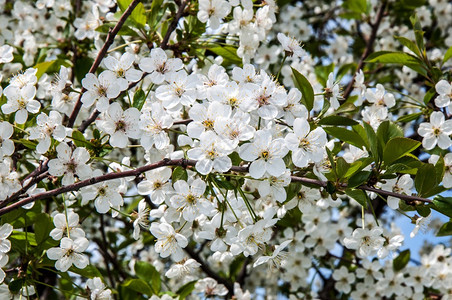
[160,0,188,49]
[342,1,387,100]
[67,0,141,128]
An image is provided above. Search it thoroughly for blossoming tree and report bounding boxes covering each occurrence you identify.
[0,0,452,298]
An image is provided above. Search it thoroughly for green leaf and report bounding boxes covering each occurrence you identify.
[423,87,436,105]
[34,60,56,79]
[397,112,423,123]
[133,89,146,110]
[383,137,421,166]
[343,161,363,179]
[323,127,366,149]
[177,281,197,299]
[34,214,53,246]
[17,139,37,150]
[74,56,94,83]
[172,166,188,182]
[345,189,368,208]
[317,115,358,126]
[134,261,161,294]
[336,157,350,179]
[122,279,153,296]
[72,130,91,148]
[117,0,146,28]
[291,67,314,111]
[394,36,420,57]
[363,122,380,161]
[416,204,431,218]
[443,45,452,64]
[68,265,102,278]
[209,46,242,66]
[10,231,37,250]
[376,121,403,146]
[342,0,368,14]
[436,222,452,237]
[415,163,438,197]
[131,2,146,27]
[433,196,452,218]
[393,250,410,271]
[347,170,371,188]
[365,51,427,77]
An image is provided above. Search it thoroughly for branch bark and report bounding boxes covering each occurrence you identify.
[66,0,141,128]
[160,0,188,49]
[0,158,432,217]
[342,1,387,100]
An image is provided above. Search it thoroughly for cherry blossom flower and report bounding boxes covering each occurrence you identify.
[169,179,214,222]
[187,131,232,175]
[96,103,141,148]
[194,278,228,297]
[139,103,173,150]
[85,277,112,300]
[48,143,92,186]
[197,0,231,30]
[139,48,183,84]
[132,199,150,240]
[137,167,173,205]
[365,84,396,108]
[2,85,40,124]
[28,111,67,154]
[277,33,305,58]
[150,222,188,262]
[81,71,121,112]
[239,130,288,179]
[80,170,123,214]
[253,239,292,268]
[343,227,385,257]
[103,52,142,91]
[165,259,201,278]
[47,237,89,272]
[285,118,327,168]
[155,71,200,110]
[0,45,13,63]
[434,79,452,110]
[0,122,14,159]
[49,212,85,240]
[325,72,342,109]
[418,111,452,150]
[380,174,413,210]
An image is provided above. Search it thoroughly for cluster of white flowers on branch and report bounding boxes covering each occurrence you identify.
[1,0,452,299]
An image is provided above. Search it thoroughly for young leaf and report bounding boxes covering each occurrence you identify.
[383,137,421,166]
[415,163,438,198]
[172,166,188,182]
[433,196,452,218]
[317,115,358,126]
[393,249,410,271]
[133,89,146,110]
[291,67,314,111]
[363,122,380,162]
[436,222,452,237]
[365,51,427,77]
[323,127,366,149]
[345,189,368,208]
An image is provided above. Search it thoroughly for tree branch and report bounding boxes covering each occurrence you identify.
[184,246,234,293]
[66,0,141,128]
[342,1,387,100]
[0,158,433,217]
[160,0,188,49]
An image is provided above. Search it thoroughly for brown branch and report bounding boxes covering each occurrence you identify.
[160,0,188,49]
[184,246,234,293]
[66,0,141,128]
[342,1,387,100]
[0,158,433,217]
